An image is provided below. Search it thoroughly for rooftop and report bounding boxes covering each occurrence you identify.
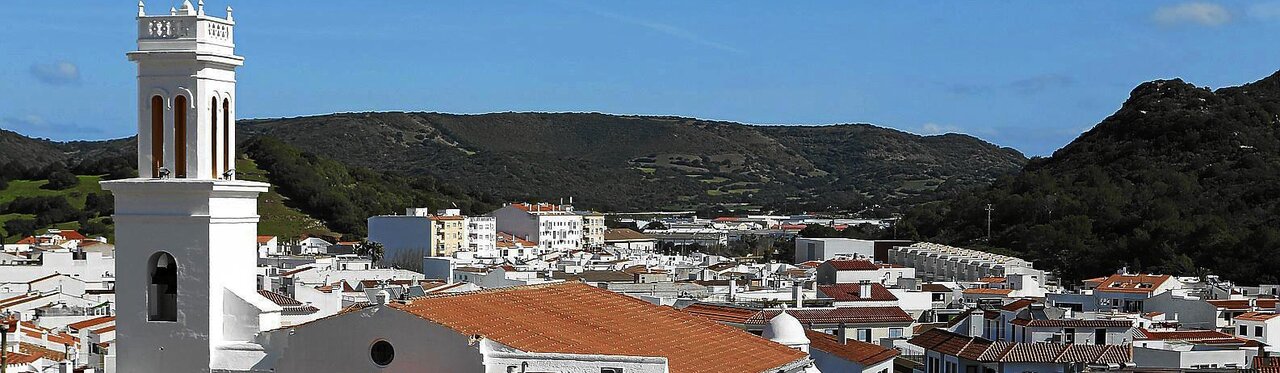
[683,303,914,325]
[1093,274,1172,294]
[823,259,879,271]
[805,329,898,366]
[909,329,1130,364]
[391,282,808,373]
[817,283,898,302]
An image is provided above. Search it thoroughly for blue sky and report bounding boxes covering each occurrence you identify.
[2,1,1279,155]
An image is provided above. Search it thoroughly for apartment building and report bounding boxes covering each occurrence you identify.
[491,203,584,252]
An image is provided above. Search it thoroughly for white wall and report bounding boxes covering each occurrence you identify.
[368,215,433,268]
[263,306,485,372]
[795,238,874,263]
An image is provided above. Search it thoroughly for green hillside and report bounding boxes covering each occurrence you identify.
[899,71,1280,285]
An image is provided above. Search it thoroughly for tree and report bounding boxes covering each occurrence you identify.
[3,219,37,239]
[42,170,79,190]
[358,240,385,264]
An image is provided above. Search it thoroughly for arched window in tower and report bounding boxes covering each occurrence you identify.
[150,95,164,178]
[148,252,178,321]
[174,95,188,178]
[211,97,219,179]
[222,98,231,175]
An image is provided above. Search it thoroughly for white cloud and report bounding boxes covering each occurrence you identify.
[29,61,81,85]
[1248,2,1280,20]
[1153,2,1232,26]
[919,123,962,135]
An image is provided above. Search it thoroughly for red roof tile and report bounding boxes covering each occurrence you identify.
[1236,312,1280,322]
[392,282,808,373]
[817,283,898,302]
[823,260,879,271]
[962,288,1013,296]
[1207,299,1278,310]
[1000,299,1037,312]
[805,329,898,366]
[66,316,114,331]
[257,235,276,243]
[57,230,86,240]
[682,303,914,325]
[1095,274,1172,294]
[1008,318,1133,328]
[1136,329,1235,341]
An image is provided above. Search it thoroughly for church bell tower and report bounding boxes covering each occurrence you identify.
[102,2,280,372]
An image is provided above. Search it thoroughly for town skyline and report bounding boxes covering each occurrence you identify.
[4,1,1280,155]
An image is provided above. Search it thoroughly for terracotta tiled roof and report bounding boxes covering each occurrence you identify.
[1136,329,1235,341]
[682,303,914,325]
[278,266,314,277]
[1235,312,1280,321]
[823,260,879,271]
[602,228,652,242]
[256,235,276,243]
[258,289,304,307]
[978,276,1007,283]
[910,329,1131,364]
[496,232,537,247]
[797,260,824,268]
[921,283,953,292]
[551,270,635,283]
[962,288,1013,296]
[66,316,114,331]
[391,282,808,373]
[1256,356,1280,373]
[1094,274,1172,294]
[16,236,37,244]
[817,283,898,302]
[57,230,86,240]
[92,325,116,334]
[1008,318,1133,328]
[805,329,898,366]
[1207,299,1278,310]
[4,351,45,365]
[1000,299,1036,312]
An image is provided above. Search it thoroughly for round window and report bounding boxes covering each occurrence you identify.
[370,340,394,366]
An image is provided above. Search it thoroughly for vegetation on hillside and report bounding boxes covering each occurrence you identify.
[896,72,1280,285]
[242,137,495,237]
[239,112,1026,214]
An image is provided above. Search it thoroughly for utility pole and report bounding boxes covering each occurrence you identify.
[1,319,8,373]
[985,204,994,242]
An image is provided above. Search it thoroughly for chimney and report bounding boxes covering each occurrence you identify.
[859,280,872,299]
[729,279,737,301]
[836,321,848,345]
[793,282,804,308]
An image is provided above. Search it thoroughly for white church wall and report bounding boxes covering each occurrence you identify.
[263,306,485,372]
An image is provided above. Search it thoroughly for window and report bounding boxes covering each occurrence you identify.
[1240,325,1248,335]
[857,328,872,342]
[601,369,623,373]
[148,252,178,321]
[222,99,231,175]
[1064,328,1076,344]
[370,340,394,366]
[211,97,219,178]
[1095,328,1106,344]
[173,95,188,178]
[1257,326,1264,337]
[150,95,165,177]
[889,328,903,338]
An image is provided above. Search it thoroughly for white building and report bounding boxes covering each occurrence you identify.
[256,235,280,257]
[465,215,496,252]
[1234,311,1280,352]
[491,203,583,252]
[603,228,657,255]
[795,238,876,263]
[102,4,284,371]
[887,242,1042,282]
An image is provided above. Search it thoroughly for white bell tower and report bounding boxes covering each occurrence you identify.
[102,2,281,372]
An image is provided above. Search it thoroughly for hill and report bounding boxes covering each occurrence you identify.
[239,112,1027,214]
[900,71,1280,284]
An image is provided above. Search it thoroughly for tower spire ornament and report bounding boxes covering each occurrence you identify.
[137,1,145,17]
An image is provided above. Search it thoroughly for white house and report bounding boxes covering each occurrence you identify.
[491,203,584,252]
[257,235,279,257]
[464,215,496,252]
[815,259,915,286]
[1234,311,1280,352]
[603,228,656,255]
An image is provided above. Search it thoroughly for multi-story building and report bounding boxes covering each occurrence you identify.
[465,216,496,252]
[491,203,584,252]
[430,214,466,257]
[579,211,607,248]
[887,242,1042,282]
